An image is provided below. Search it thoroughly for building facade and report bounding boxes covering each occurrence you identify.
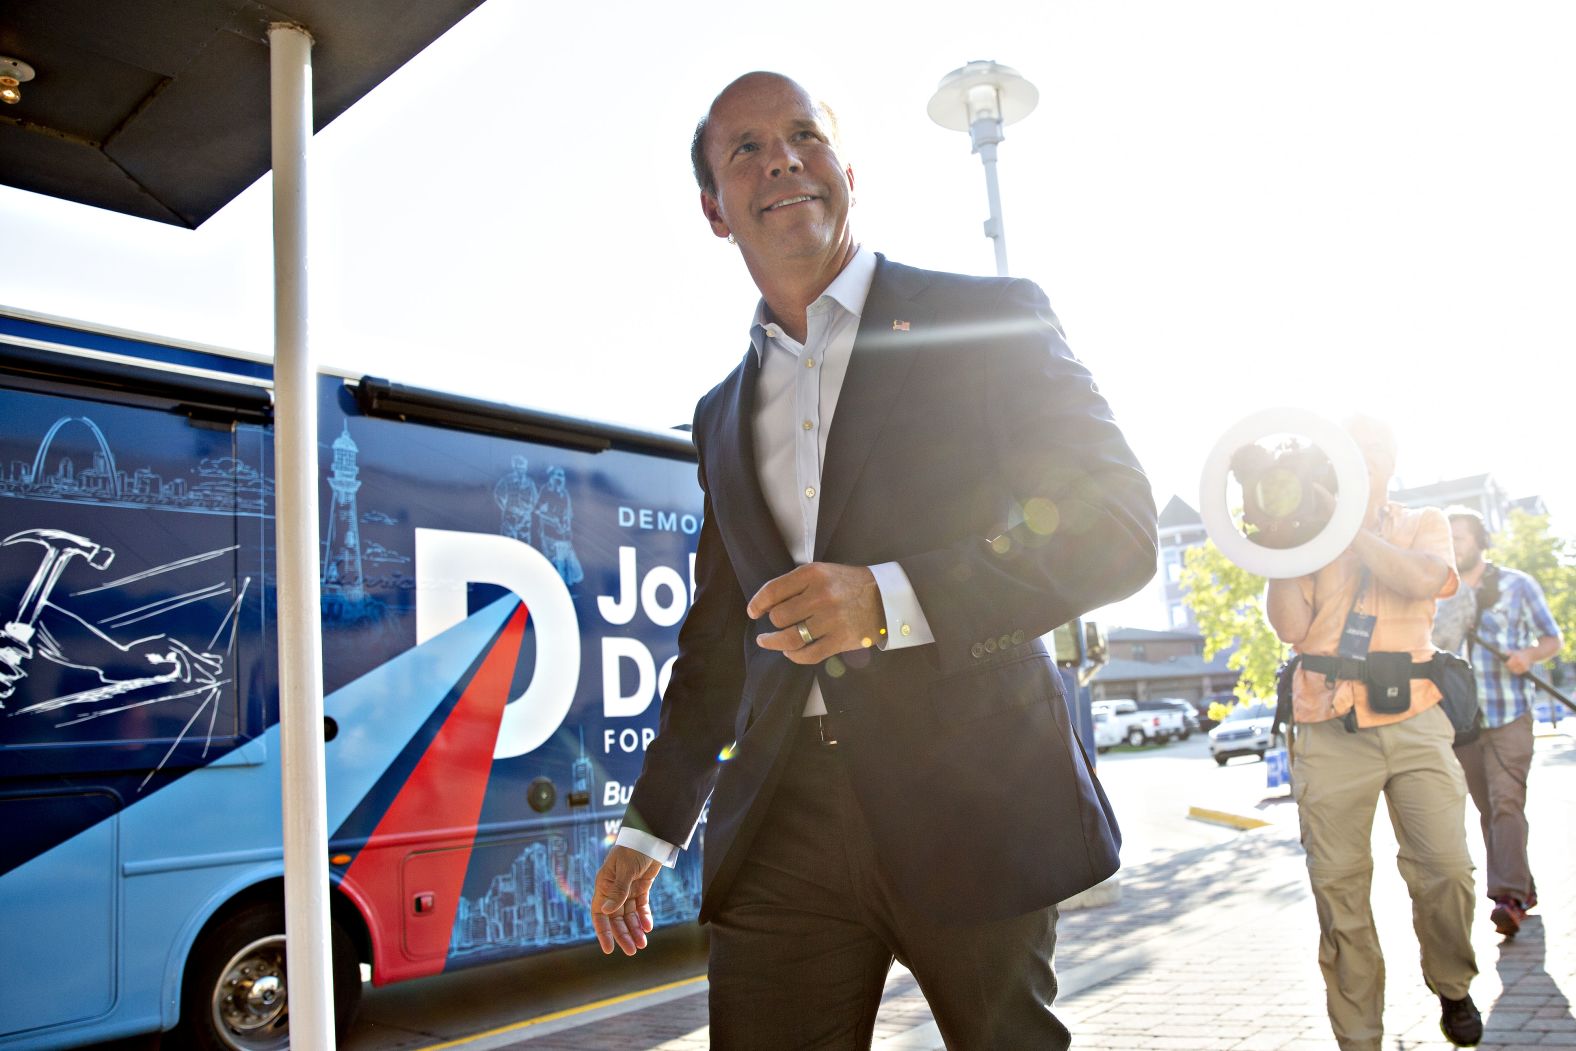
[1090,627,1240,705]
[1391,473,1547,533]
[1156,495,1207,633]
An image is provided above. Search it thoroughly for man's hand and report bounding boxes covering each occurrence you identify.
[591,845,662,956]
[1505,636,1561,676]
[142,638,224,684]
[0,624,36,701]
[747,563,884,665]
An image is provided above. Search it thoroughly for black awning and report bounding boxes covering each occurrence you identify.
[0,0,487,228]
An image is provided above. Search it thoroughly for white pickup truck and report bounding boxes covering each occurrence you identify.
[1092,698,1187,751]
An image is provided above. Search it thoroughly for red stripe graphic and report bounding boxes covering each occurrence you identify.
[345,602,527,981]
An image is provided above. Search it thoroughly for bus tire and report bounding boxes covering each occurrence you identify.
[179,900,362,1051]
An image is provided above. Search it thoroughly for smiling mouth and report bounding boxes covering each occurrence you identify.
[763,195,815,213]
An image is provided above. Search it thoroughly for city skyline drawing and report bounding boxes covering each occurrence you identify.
[1,413,272,517]
[451,746,704,958]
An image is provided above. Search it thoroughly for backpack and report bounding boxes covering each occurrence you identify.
[1430,650,1483,747]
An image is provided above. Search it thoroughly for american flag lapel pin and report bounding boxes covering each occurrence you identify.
[892,320,911,332]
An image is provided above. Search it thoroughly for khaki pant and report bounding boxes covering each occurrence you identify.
[1292,703,1478,1051]
[1453,711,1537,903]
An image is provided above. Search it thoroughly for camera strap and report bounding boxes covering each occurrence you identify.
[1334,569,1375,666]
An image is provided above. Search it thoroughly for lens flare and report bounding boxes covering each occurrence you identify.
[1024,497,1059,535]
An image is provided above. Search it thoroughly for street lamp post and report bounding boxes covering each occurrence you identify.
[927,60,1039,278]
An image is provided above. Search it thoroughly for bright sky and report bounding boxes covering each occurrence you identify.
[3,1,1571,628]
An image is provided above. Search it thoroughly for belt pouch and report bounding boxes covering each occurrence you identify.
[1365,652,1413,714]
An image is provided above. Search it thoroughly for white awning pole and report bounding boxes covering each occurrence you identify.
[269,22,335,1051]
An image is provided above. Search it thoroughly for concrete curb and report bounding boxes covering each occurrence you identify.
[1186,805,1270,829]
[432,977,708,1050]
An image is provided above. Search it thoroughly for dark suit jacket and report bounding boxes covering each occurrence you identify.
[623,255,1158,925]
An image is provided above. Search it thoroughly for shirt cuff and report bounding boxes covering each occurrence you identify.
[869,561,935,649]
[615,826,680,868]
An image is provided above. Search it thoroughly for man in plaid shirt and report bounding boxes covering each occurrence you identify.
[1447,509,1562,937]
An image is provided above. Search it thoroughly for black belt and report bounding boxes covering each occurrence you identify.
[799,713,845,746]
[1301,653,1433,683]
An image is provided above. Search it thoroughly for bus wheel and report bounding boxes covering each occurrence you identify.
[181,901,362,1051]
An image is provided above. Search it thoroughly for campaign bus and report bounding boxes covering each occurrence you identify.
[0,308,705,1050]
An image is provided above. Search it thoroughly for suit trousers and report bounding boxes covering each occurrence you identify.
[1291,703,1478,1051]
[707,721,1068,1050]
[1453,711,1537,904]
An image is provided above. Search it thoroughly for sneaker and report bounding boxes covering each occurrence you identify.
[1491,897,1526,937]
[1439,994,1483,1047]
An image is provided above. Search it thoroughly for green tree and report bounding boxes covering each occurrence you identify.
[1490,509,1576,663]
[1180,540,1287,708]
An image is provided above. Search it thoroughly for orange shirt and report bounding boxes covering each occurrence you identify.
[1288,503,1458,727]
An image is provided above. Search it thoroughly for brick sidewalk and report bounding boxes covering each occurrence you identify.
[478,734,1576,1050]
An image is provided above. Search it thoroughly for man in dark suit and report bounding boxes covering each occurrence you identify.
[590,71,1157,1048]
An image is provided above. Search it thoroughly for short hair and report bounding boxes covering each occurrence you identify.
[1446,507,1491,548]
[1342,413,1397,468]
[689,75,843,196]
[690,117,715,195]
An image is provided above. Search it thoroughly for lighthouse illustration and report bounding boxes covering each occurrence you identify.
[322,423,365,602]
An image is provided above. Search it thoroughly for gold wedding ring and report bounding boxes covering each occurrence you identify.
[796,622,815,646]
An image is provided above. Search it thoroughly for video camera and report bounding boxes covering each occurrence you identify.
[1200,409,1369,579]
[1229,439,1338,550]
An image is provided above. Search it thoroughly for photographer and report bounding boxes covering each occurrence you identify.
[1445,508,1561,938]
[1264,416,1481,1050]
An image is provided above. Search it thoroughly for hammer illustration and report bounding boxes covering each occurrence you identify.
[1,528,116,702]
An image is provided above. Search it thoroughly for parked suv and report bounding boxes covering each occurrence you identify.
[1200,692,1237,731]
[1208,701,1278,765]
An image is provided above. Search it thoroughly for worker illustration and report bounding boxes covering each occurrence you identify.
[494,456,540,546]
[535,466,583,587]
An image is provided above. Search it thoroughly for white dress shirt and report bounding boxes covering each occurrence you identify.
[617,247,935,866]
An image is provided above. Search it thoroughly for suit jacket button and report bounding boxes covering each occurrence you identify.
[984,638,997,654]
[1011,630,1025,645]
[998,634,1012,650]
[971,642,985,659]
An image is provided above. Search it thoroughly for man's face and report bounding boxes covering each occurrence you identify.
[699,75,854,269]
[1341,420,1395,511]
[1450,519,1484,573]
